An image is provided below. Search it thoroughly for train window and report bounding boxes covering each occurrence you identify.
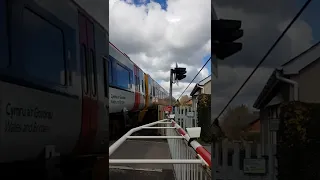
[142,80,144,93]
[153,86,155,96]
[116,63,130,89]
[23,8,66,85]
[90,49,97,95]
[108,60,112,84]
[80,45,88,93]
[135,75,138,90]
[137,77,141,92]
[103,58,109,97]
[0,0,9,69]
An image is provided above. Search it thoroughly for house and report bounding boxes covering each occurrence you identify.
[189,75,211,108]
[243,118,260,133]
[185,98,193,106]
[253,42,320,178]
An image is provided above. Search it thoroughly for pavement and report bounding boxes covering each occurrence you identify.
[109,129,175,180]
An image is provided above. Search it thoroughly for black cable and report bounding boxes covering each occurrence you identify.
[177,56,211,100]
[209,0,313,129]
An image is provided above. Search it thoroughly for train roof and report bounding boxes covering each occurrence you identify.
[109,42,143,70]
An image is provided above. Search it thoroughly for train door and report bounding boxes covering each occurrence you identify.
[77,12,98,154]
[131,65,140,111]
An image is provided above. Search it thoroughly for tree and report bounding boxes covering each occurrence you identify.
[219,104,257,140]
[179,95,190,106]
[174,99,181,106]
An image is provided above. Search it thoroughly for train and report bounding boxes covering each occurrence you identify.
[0,0,172,168]
[109,42,173,139]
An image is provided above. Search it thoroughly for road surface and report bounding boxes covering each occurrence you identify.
[109,139,175,180]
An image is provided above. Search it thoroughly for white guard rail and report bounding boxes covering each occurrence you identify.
[109,118,211,180]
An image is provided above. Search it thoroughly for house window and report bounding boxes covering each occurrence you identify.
[268,105,279,119]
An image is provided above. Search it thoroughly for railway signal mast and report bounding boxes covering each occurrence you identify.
[211,19,244,126]
[169,64,187,106]
[212,19,243,60]
[211,7,244,176]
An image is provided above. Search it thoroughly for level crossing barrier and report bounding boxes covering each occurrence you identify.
[109,117,212,180]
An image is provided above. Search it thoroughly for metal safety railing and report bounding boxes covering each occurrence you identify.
[109,117,211,180]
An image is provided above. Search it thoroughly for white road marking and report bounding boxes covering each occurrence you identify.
[109,165,163,172]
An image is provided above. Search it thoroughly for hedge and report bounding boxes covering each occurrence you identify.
[277,101,320,180]
[197,94,211,142]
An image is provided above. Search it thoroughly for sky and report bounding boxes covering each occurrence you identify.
[76,0,211,99]
[75,0,319,120]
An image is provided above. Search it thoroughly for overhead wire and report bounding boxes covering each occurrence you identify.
[207,0,313,130]
[177,56,211,100]
[174,0,313,138]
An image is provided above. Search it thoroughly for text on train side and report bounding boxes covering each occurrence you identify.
[6,103,53,120]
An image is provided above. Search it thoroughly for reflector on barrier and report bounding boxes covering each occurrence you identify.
[168,114,175,119]
[186,127,201,139]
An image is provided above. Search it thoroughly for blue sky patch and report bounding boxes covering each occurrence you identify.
[122,0,168,10]
[201,54,211,73]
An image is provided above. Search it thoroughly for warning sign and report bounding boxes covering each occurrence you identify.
[163,106,173,112]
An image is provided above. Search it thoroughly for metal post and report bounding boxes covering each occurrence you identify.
[169,69,173,106]
[212,4,218,178]
[110,159,203,164]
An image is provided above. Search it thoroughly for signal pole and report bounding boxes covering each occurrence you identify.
[212,19,244,60]
[169,67,187,107]
[211,4,244,176]
[169,69,173,106]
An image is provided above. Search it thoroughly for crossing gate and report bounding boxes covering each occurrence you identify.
[109,117,211,180]
[174,106,198,130]
[212,140,271,180]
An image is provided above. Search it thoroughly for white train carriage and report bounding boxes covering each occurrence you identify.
[0,0,109,163]
[108,42,146,114]
[0,0,172,166]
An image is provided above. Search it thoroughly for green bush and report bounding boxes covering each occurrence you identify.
[197,94,211,143]
[277,101,320,180]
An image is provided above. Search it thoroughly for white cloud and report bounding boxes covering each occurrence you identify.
[109,0,211,99]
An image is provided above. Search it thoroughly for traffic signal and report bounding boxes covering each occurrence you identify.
[212,19,243,60]
[174,67,187,80]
